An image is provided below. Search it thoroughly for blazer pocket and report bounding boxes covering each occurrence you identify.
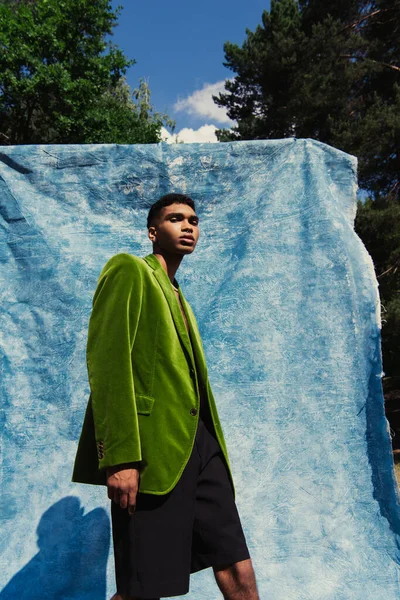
[135,394,155,415]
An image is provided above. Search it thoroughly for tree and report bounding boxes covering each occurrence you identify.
[214,0,305,140]
[86,76,175,144]
[214,0,399,199]
[0,0,174,143]
[355,194,400,449]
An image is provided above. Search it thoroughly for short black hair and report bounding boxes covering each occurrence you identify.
[147,193,196,229]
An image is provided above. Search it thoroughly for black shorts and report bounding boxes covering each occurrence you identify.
[111,415,251,598]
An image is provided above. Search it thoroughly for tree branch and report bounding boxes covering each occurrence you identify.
[340,5,400,33]
[340,54,400,72]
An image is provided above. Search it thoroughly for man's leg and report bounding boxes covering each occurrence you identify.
[213,558,260,600]
[110,435,203,600]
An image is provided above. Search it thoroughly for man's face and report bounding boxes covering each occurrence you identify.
[149,203,200,255]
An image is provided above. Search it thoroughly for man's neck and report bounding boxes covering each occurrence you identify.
[152,251,183,284]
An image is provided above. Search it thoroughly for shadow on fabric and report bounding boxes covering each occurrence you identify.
[0,497,110,600]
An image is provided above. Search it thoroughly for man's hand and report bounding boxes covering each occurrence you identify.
[107,462,140,515]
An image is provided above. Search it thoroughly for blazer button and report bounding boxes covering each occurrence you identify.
[97,441,104,459]
[190,408,198,416]
[190,367,195,378]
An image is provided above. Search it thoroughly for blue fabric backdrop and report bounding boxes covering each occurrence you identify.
[0,139,399,599]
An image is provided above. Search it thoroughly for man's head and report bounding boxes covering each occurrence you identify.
[147,193,199,255]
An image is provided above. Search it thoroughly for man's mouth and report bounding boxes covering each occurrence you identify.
[180,236,194,242]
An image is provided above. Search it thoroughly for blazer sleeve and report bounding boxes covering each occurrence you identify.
[86,253,144,471]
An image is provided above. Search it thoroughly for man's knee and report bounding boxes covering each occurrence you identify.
[110,595,159,600]
[213,557,257,591]
[214,557,253,575]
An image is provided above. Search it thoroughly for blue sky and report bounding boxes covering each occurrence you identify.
[109,1,270,142]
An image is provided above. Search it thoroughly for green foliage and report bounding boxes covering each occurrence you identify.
[355,196,400,377]
[215,0,399,199]
[0,0,174,143]
[84,77,175,144]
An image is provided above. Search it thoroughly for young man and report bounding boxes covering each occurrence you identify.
[72,193,259,600]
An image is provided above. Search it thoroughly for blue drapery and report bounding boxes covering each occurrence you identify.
[0,139,399,599]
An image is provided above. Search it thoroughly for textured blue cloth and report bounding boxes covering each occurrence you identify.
[0,139,399,599]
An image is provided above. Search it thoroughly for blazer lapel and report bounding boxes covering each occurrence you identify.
[142,253,195,368]
[178,290,208,384]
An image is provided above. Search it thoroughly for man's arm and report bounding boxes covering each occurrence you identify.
[86,254,143,512]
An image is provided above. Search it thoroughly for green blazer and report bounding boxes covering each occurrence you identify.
[71,252,235,498]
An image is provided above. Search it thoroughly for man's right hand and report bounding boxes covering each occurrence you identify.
[106,462,140,515]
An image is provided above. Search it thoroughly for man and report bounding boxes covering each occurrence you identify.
[72,193,259,600]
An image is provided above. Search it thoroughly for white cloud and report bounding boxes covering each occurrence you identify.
[174,81,234,125]
[161,124,219,144]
